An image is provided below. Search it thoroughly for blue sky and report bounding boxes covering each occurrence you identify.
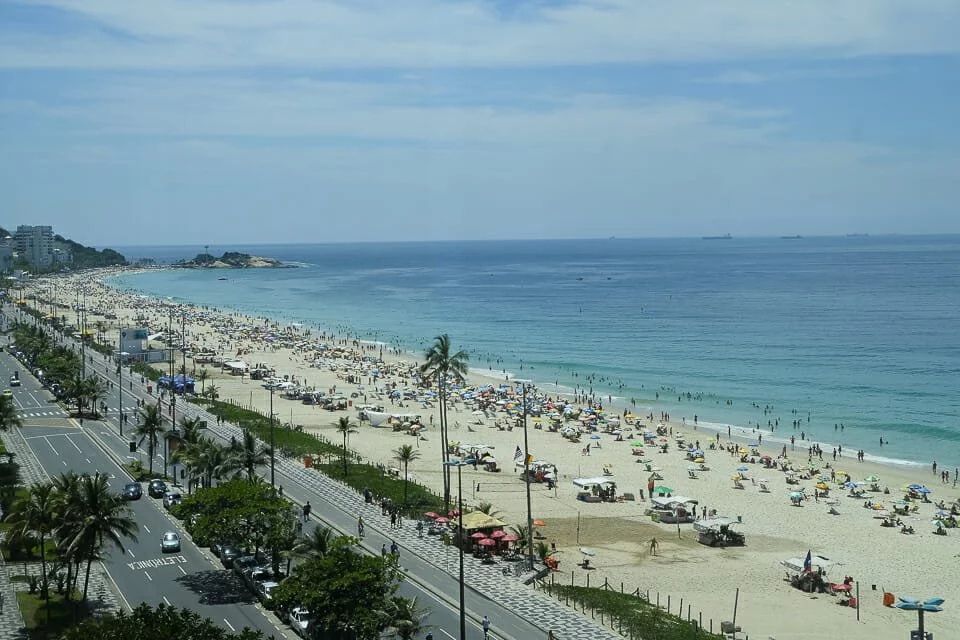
[1,1,959,246]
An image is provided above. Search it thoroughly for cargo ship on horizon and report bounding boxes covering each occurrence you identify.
[702,233,732,240]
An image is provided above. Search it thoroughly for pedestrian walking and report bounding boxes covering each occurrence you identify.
[381,543,387,557]
[358,515,365,538]
[482,614,491,639]
[302,501,311,522]
[390,540,399,558]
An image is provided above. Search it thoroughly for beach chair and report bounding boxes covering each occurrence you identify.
[688,469,699,479]
[758,480,770,493]
[732,479,745,490]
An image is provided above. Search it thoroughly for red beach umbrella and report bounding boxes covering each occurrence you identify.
[435,517,449,524]
[478,538,496,546]
[501,534,519,542]
[490,530,507,539]
[424,511,440,519]
[470,531,488,539]
[533,520,546,527]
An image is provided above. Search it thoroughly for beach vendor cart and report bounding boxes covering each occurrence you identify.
[782,553,835,593]
[694,517,745,547]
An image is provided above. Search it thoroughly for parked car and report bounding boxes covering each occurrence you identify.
[122,483,142,500]
[219,545,242,568]
[232,554,269,578]
[9,377,20,387]
[162,491,182,511]
[288,607,312,638]
[148,479,167,498]
[211,541,233,558]
[161,532,181,553]
[256,580,280,607]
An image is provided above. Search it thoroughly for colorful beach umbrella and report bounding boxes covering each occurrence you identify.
[653,486,674,494]
[478,538,496,546]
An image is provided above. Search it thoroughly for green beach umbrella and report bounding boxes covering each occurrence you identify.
[653,486,674,494]
[631,441,645,447]
[864,475,880,483]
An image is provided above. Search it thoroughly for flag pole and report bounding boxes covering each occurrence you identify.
[522,383,535,567]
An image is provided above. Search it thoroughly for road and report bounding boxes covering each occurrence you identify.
[4,309,549,639]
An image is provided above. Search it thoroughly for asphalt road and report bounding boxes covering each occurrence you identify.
[3,309,548,640]
[17,423,292,639]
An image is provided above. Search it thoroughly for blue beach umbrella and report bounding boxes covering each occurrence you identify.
[737,466,749,471]
[590,435,601,440]
[748,443,759,447]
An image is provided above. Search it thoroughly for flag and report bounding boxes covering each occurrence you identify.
[803,550,812,572]
[526,454,534,465]
[514,446,523,463]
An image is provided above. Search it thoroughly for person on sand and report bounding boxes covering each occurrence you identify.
[649,537,659,556]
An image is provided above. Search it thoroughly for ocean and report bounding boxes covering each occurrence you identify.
[107,236,960,470]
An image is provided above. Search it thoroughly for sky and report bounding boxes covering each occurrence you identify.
[1,1,959,247]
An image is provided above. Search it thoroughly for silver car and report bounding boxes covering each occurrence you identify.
[161,531,181,553]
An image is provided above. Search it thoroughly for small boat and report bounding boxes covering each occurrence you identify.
[217,277,227,281]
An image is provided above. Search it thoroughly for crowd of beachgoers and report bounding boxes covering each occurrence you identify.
[15,267,960,640]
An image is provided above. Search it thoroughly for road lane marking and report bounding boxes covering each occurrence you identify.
[144,571,152,581]
[143,525,151,534]
[223,619,236,632]
[178,566,187,575]
[43,436,59,455]
[86,458,91,464]
[163,596,171,606]
[128,549,136,558]
[65,435,83,452]
[127,555,188,571]
[439,631,455,639]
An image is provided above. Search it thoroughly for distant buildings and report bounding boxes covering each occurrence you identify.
[0,234,13,272]
[11,225,71,269]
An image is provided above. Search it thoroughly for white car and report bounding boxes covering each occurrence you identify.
[161,532,181,553]
[288,607,312,638]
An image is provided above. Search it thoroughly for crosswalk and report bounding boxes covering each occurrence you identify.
[17,409,68,418]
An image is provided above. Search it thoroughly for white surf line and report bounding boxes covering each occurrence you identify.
[223,619,236,632]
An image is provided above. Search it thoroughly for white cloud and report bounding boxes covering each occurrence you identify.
[2,0,960,69]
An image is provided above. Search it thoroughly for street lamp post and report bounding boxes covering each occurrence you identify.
[521,383,535,567]
[269,386,276,490]
[118,327,123,437]
[443,457,474,640]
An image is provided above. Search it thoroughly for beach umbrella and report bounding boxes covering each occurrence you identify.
[790,491,805,500]
[424,511,440,519]
[533,520,546,527]
[470,531,488,539]
[478,538,496,547]
[631,441,644,447]
[579,547,596,556]
[694,457,705,463]
[816,482,829,491]
[737,466,749,471]
[748,443,759,447]
[490,530,507,539]
[590,435,601,440]
[501,533,519,542]
[654,486,674,494]
[435,517,449,524]
[739,448,748,454]
[864,475,880,483]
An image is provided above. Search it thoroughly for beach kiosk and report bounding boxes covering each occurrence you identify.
[694,517,745,547]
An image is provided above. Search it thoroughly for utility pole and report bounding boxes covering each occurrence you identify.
[118,327,123,437]
[522,383,535,567]
[269,386,276,490]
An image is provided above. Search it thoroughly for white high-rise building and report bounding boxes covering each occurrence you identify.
[14,225,54,268]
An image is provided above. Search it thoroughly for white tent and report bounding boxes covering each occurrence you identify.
[573,477,615,488]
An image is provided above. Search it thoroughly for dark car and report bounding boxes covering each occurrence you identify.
[122,483,142,500]
[219,545,242,569]
[233,553,269,577]
[148,479,167,498]
[162,491,182,511]
[211,541,235,558]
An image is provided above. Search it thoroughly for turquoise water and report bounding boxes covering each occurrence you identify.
[108,236,960,469]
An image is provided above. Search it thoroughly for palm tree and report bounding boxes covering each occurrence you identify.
[5,483,57,605]
[393,444,421,507]
[534,540,555,562]
[290,525,335,560]
[196,368,209,395]
[387,596,431,640]
[50,472,83,599]
[135,404,164,475]
[475,502,503,519]
[193,438,230,489]
[511,524,531,553]
[204,384,220,401]
[85,376,106,417]
[63,472,138,603]
[227,430,270,483]
[420,334,469,512]
[179,416,204,445]
[0,394,23,431]
[334,416,356,477]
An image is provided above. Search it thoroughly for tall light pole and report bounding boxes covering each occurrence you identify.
[118,327,123,437]
[269,386,276,490]
[895,595,943,639]
[522,383,535,567]
[443,457,473,640]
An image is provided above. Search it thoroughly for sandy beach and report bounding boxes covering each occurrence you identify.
[18,268,959,640]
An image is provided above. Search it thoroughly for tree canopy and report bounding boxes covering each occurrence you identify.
[61,603,264,640]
